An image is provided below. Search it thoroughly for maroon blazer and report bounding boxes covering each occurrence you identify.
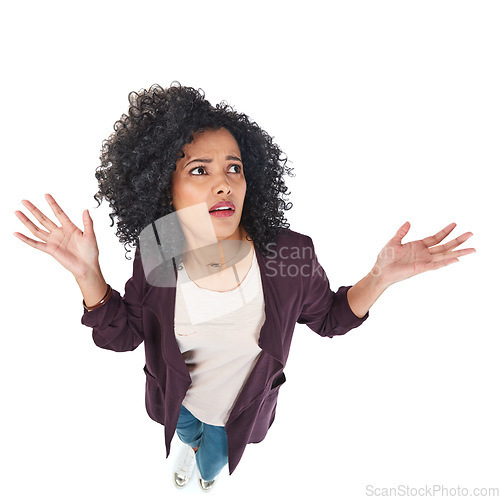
[81,227,369,475]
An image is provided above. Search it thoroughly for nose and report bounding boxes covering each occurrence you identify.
[212,171,231,195]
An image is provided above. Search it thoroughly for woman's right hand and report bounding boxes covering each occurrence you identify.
[13,193,101,279]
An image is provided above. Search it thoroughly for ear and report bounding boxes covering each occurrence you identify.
[161,192,173,208]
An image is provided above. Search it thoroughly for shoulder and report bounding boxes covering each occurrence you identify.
[261,227,316,263]
[273,227,314,251]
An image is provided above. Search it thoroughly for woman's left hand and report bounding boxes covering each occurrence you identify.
[371,222,476,288]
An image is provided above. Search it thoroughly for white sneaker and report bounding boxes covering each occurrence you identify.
[173,444,196,488]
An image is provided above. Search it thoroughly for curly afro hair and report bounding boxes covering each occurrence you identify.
[93,81,295,260]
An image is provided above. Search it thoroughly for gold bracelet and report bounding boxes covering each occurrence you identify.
[83,284,112,312]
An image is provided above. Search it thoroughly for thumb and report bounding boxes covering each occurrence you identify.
[82,209,95,233]
[393,221,411,243]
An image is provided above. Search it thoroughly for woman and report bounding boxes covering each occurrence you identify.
[13,82,475,492]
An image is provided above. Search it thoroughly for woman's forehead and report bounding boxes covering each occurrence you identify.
[182,128,240,156]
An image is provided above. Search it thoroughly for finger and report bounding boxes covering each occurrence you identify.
[12,231,49,253]
[44,193,73,226]
[14,210,51,241]
[431,247,476,262]
[421,222,456,248]
[429,231,473,255]
[20,198,59,231]
[427,258,460,271]
[82,209,95,234]
[393,221,411,243]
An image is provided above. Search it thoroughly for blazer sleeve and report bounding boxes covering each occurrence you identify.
[80,247,145,352]
[296,235,369,337]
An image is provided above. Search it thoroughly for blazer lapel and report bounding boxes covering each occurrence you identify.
[143,258,191,380]
[254,246,285,366]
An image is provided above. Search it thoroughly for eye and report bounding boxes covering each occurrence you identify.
[189,166,207,175]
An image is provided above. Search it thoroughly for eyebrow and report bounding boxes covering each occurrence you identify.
[183,155,242,169]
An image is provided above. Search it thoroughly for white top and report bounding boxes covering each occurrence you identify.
[174,248,265,426]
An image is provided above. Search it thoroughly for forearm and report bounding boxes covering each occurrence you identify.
[74,266,108,308]
[347,269,389,318]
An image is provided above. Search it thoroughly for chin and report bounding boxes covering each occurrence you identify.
[215,230,235,240]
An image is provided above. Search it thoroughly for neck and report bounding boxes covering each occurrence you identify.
[182,226,247,267]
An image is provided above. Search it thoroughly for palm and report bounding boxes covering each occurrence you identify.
[45,222,98,274]
[373,222,475,287]
[14,194,100,278]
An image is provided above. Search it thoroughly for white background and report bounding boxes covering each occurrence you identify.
[3,0,498,498]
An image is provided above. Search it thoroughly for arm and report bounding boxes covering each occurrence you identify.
[75,266,109,310]
[297,236,369,337]
[80,247,146,352]
[347,272,388,319]
[13,194,146,352]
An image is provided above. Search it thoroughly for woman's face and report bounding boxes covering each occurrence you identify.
[171,127,247,241]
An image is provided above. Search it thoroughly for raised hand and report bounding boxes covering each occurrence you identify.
[13,194,101,279]
[371,222,476,288]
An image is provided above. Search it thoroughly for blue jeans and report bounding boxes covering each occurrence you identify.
[175,405,229,481]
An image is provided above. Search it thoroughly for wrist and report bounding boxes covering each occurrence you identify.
[74,266,109,311]
[347,270,388,319]
[83,283,112,311]
[73,263,102,282]
[368,265,392,292]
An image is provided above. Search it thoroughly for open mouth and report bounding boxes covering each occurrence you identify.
[208,200,236,216]
[209,207,235,217]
